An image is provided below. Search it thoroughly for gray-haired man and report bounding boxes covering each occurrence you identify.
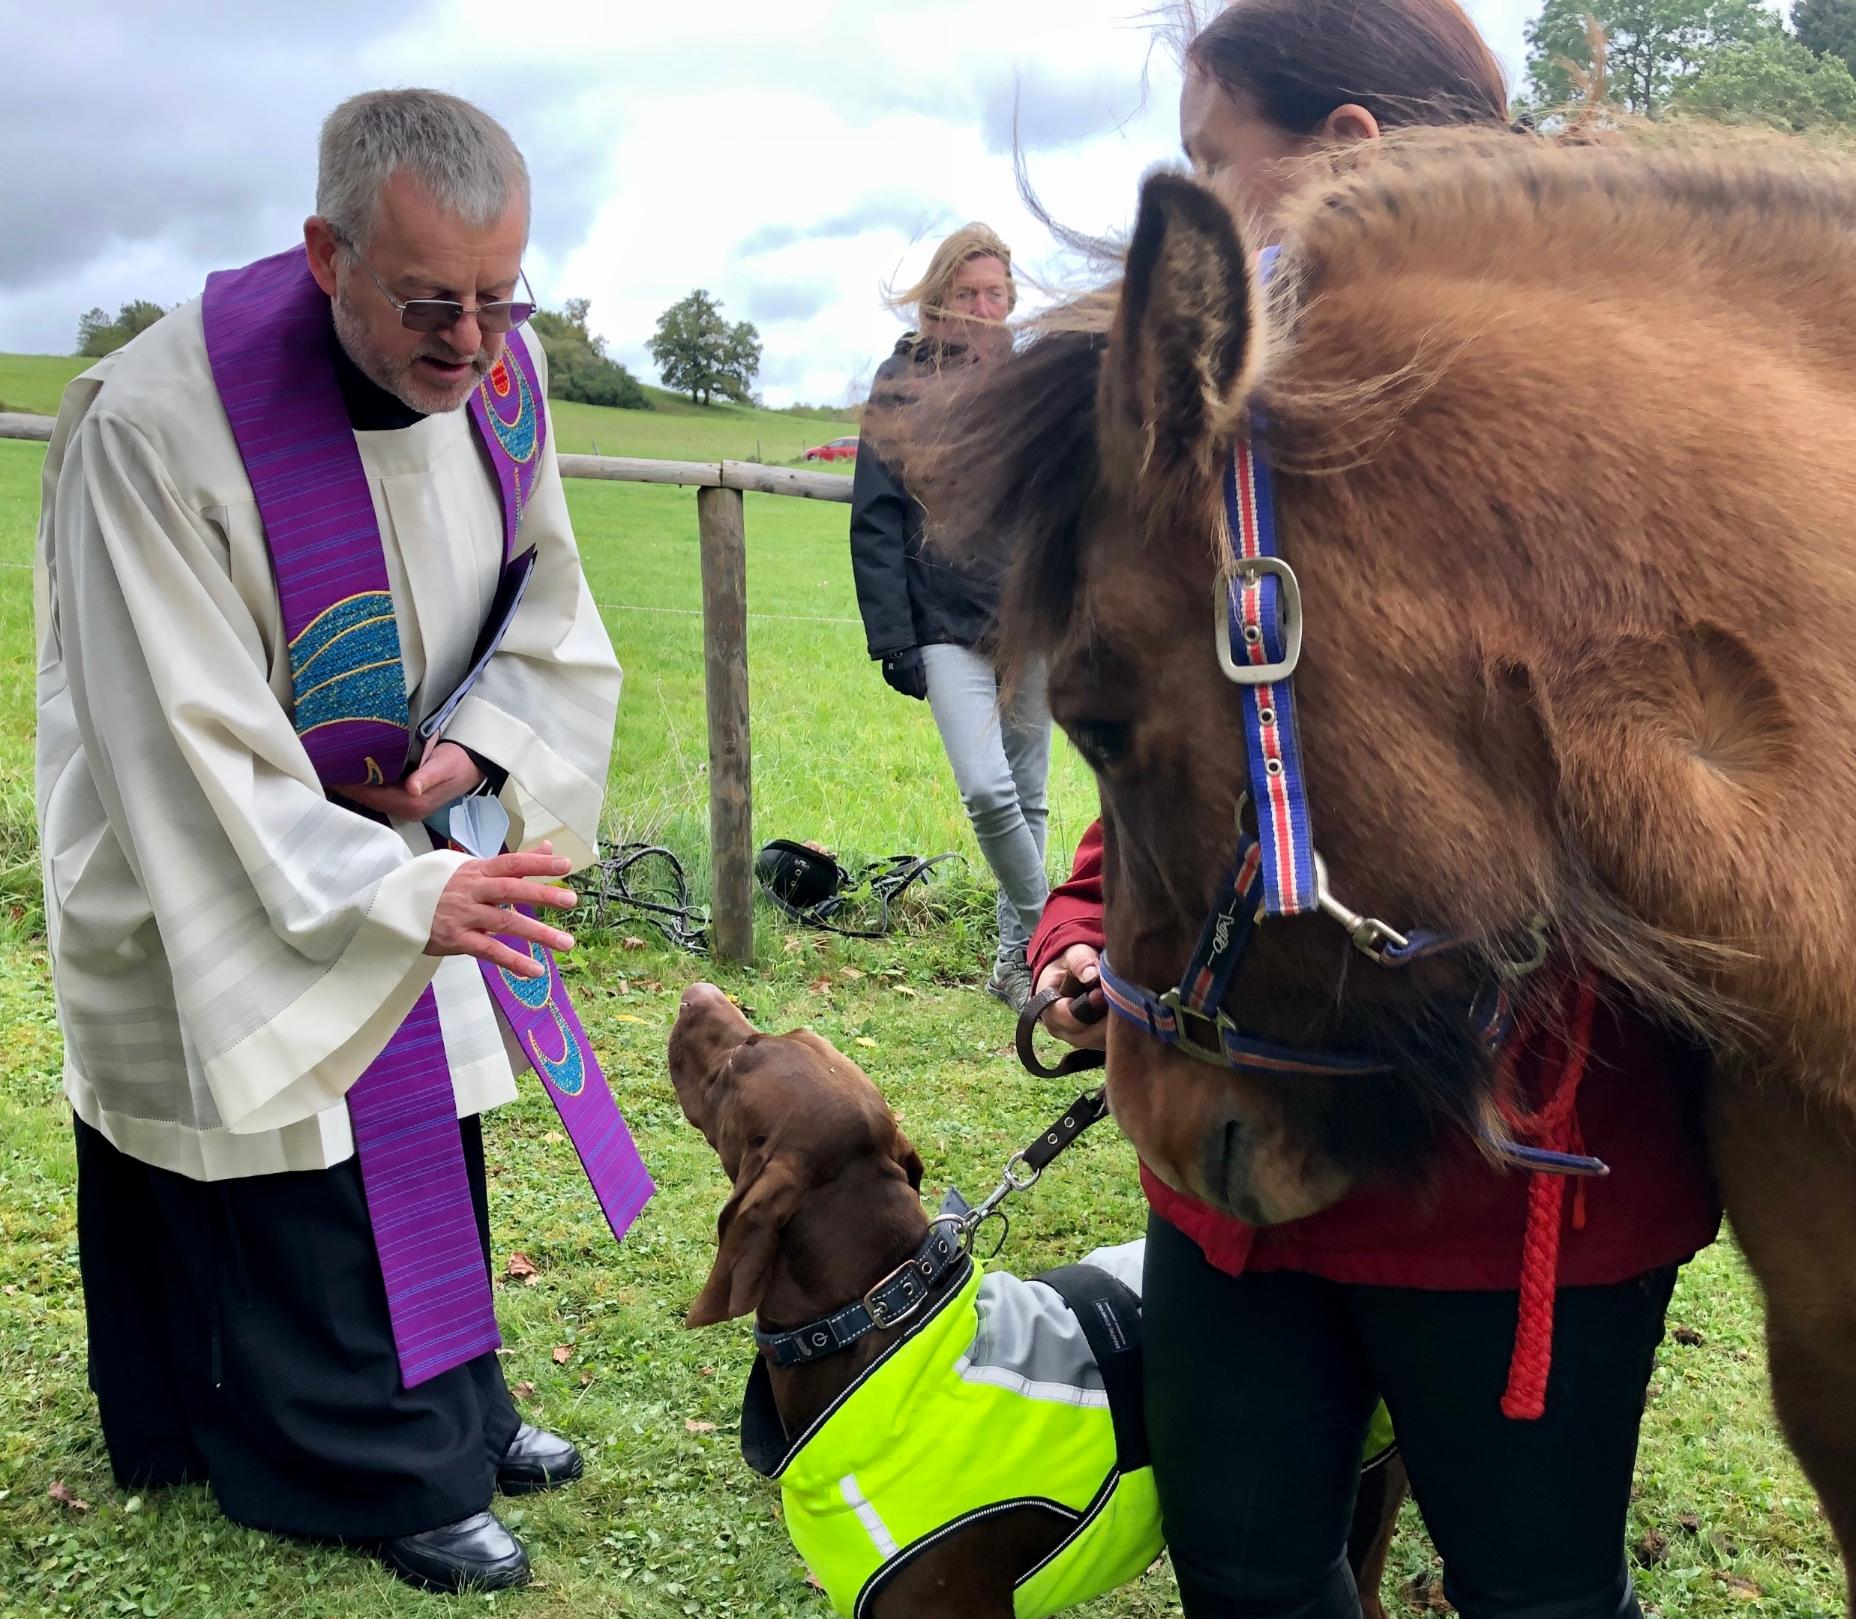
[35,90,633,1590]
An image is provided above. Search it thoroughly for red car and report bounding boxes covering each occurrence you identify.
[804,436,859,462]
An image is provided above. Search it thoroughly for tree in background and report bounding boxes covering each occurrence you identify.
[528,297,650,410]
[1525,0,1777,114]
[648,290,762,407]
[1794,0,1856,72]
[1672,27,1856,125]
[719,319,763,407]
[75,300,168,358]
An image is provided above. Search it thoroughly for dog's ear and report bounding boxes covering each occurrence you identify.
[891,1124,924,1192]
[685,1149,807,1328]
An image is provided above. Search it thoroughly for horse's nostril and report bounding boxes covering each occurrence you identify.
[1206,1116,1268,1226]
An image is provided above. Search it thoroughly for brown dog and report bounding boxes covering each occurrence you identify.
[669,982,1406,1618]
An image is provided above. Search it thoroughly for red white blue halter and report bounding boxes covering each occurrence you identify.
[1095,247,1604,1179]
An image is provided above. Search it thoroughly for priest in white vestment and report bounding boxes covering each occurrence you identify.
[35,90,621,1593]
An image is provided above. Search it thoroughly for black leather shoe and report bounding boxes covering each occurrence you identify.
[381,1510,530,1593]
[497,1422,584,1495]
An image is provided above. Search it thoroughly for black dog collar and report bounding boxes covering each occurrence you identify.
[754,1224,968,1369]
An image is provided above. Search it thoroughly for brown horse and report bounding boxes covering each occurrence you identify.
[868,132,1856,1599]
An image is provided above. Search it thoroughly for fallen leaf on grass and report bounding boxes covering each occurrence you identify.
[615,1014,650,1025]
[621,937,648,952]
[893,986,920,999]
[1672,1325,1705,1347]
[839,967,865,981]
[698,1366,715,1378]
[513,1381,537,1402]
[505,1252,539,1282]
[579,1370,596,1387]
[808,977,834,996]
[543,1131,564,1146]
[552,1345,574,1365]
[806,1572,824,1590]
[684,1419,717,1434]
[1715,1573,1763,1601]
[1677,1514,1701,1534]
[48,1481,90,1513]
[2,1285,15,1296]
[855,1037,877,1049]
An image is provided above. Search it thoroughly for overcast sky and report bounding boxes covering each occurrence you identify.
[5,0,1538,408]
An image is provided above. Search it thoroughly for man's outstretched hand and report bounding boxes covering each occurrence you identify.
[428,844,578,980]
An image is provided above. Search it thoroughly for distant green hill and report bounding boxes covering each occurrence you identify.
[0,351,857,467]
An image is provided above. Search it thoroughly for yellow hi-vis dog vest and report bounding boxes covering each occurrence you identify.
[741,1247,1159,1618]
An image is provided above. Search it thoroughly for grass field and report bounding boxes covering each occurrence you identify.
[0,366,1843,1618]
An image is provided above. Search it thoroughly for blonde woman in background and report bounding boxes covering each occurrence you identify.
[849,225,1050,1010]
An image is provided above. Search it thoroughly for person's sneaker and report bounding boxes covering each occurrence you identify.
[985,950,1035,1013]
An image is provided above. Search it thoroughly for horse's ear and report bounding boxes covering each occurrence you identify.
[1101,171,1260,486]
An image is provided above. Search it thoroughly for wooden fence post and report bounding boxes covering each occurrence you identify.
[696,485,754,964]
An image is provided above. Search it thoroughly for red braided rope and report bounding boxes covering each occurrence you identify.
[1497,971,1599,1421]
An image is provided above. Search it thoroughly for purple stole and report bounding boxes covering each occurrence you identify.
[202,249,652,1388]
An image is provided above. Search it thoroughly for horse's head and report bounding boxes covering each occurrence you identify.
[874,137,1848,1221]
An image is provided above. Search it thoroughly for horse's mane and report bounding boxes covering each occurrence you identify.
[866,127,1856,677]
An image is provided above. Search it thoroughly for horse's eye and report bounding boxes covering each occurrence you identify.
[1068,721,1129,770]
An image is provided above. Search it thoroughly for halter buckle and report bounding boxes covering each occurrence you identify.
[1159,988,1235,1066]
[1215,558,1304,686]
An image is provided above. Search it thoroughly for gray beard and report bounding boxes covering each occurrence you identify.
[331,288,489,416]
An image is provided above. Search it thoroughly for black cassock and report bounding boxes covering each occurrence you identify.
[75,1113,519,1538]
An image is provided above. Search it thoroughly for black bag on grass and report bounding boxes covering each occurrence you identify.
[755,840,958,938]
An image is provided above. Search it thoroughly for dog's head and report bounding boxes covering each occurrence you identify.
[669,982,925,1329]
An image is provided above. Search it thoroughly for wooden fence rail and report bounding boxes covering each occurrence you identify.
[2,410,855,965]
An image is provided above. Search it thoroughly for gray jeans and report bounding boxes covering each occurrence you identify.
[920,642,1052,957]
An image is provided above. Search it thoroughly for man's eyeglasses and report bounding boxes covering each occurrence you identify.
[343,243,537,335]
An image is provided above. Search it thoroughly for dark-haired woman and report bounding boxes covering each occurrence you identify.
[1030,4,1720,1616]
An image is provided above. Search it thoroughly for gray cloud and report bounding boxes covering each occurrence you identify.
[743,282,831,323]
[738,195,941,258]
[0,2,612,349]
[979,66,1150,156]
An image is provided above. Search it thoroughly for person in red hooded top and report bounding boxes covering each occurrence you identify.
[1029,6,1721,1617]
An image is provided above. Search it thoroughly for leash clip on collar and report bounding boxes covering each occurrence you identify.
[951,1087,1115,1259]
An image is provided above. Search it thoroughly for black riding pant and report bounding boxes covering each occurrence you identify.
[1143,1211,1679,1619]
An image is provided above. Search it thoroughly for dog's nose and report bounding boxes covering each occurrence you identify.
[679,982,730,1017]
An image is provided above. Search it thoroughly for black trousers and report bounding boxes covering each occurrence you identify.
[75,1114,519,1540]
[1143,1211,1679,1619]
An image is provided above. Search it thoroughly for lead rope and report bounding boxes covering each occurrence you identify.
[1497,971,1599,1421]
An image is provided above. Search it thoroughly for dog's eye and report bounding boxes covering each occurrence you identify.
[749,1133,769,1153]
[1068,721,1129,770]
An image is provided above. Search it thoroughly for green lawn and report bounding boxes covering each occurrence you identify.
[0,419,1841,1618]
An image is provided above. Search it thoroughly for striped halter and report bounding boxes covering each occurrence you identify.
[1095,247,1603,1181]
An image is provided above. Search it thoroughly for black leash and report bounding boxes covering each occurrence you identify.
[583,843,711,954]
[1016,982,1109,1079]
